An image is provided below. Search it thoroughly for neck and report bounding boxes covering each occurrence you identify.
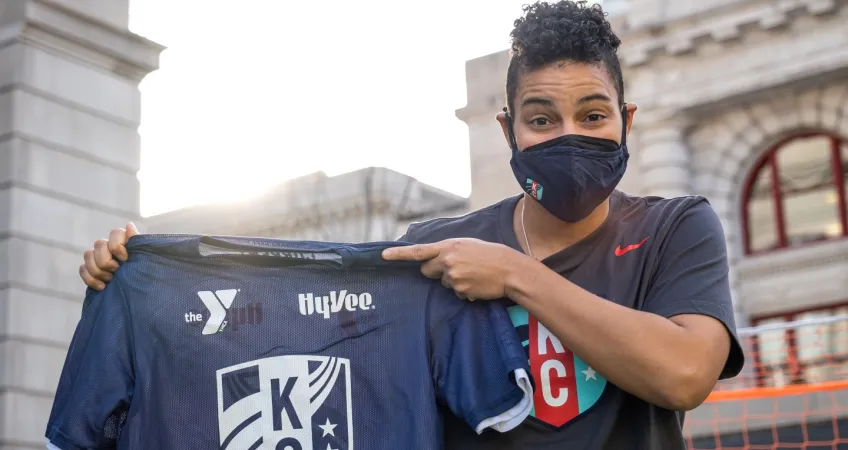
[515,194,611,259]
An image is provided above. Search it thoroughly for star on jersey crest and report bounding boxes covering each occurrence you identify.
[318,418,337,437]
[582,366,597,381]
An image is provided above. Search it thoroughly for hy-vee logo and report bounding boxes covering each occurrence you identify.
[298,290,374,319]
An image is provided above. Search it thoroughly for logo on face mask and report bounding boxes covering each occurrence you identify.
[526,178,544,201]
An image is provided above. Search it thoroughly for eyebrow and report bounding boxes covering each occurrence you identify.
[520,93,613,109]
[578,93,613,105]
[520,97,555,108]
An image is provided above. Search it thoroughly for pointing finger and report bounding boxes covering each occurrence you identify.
[381,243,441,262]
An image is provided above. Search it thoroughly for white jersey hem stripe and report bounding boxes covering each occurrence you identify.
[474,368,534,434]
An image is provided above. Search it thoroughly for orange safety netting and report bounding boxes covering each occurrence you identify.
[684,314,848,449]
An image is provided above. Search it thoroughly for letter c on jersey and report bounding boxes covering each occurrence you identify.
[540,360,568,407]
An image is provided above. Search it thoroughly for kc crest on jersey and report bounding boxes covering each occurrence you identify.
[216,355,353,450]
[509,306,607,429]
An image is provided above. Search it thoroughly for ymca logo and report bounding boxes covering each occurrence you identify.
[216,355,353,450]
[509,306,606,429]
[185,289,264,335]
[525,178,544,201]
[298,291,374,319]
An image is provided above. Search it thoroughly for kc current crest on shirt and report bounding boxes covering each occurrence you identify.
[509,305,607,429]
[216,355,353,450]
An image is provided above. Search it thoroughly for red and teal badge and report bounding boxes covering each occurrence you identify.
[525,178,544,200]
[508,305,606,428]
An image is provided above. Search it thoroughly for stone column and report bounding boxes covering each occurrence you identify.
[637,118,693,198]
[0,1,163,448]
[455,50,519,211]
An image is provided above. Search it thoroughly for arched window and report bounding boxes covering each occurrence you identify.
[742,133,848,255]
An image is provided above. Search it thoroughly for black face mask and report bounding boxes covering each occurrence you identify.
[505,105,629,223]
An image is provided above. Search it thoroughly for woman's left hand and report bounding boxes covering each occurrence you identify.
[382,238,527,301]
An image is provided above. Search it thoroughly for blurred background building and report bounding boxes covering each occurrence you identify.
[0,0,164,448]
[1,0,847,448]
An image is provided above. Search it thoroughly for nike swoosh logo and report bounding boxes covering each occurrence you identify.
[614,237,649,257]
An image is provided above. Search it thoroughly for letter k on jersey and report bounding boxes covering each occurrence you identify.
[510,306,607,429]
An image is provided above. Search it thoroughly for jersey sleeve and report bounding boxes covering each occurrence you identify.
[396,227,413,242]
[428,287,533,434]
[641,200,744,379]
[45,280,135,450]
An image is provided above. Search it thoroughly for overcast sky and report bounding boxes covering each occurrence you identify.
[130,0,607,216]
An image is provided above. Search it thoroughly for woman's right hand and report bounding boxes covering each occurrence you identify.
[79,222,139,290]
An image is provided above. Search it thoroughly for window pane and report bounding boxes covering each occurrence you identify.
[832,306,848,382]
[757,317,789,387]
[778,136,841,246]
[747,163,778,252]
[795,309,833,384]
[842,140,848,222]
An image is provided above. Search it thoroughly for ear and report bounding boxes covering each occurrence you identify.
[624,103,638,137]
[496,110,512,148]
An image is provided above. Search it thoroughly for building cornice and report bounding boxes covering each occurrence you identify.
[736,239,848,280]
[619,0,843,67]
[622,0,848,117]
[144,168,468,235]
[0,0,165,81]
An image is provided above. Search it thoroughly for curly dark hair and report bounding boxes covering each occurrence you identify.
[506,1,624,112]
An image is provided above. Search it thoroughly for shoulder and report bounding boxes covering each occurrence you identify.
[615,191,721,240]
[401,197,517,244]
[617,191,713,225]
[610,191,725,267]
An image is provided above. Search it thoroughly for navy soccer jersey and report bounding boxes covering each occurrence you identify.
[46,235,533,450]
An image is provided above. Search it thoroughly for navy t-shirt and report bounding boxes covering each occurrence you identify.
[400,191,745,450]
[46,236,533,450]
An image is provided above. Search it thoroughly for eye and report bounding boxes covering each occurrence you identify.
[585,114,607,122]
[530,117,551,126]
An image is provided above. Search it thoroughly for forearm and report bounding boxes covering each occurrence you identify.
[505,256,716,410]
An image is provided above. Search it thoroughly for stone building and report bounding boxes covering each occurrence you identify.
[1,0,848,448]
[0,1,164,448]
[144,167,468,241]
